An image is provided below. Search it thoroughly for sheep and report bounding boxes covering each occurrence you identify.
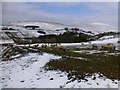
[41,44,47,48]
[101,43,116,51]
[58,46,68,51]
[81,42,84,46]
[57,43,61,46]
[88,41,91,45]
[50,43,58,47]
[34,44,39,47]
[92,43,98,50]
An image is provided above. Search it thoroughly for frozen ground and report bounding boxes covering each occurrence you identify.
[0,40,14,45]
[0,53,118,88]
[74,50,108,54]
[91,37,118,46]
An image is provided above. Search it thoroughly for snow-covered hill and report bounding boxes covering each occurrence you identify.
[2,21,95,38]
[10,21,67,31]
[59,35,118,50]
[3,21,67,37]
[70,23,117,34]
[91,37,118,46]
[2,21,118,41]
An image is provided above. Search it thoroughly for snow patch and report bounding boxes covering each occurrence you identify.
[0,53,118,88]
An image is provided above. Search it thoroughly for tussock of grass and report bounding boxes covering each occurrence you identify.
[42,47,120,80]
[45,57,119,80]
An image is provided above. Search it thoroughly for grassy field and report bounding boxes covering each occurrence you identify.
[39,47,120,81]
[2,45,120,81]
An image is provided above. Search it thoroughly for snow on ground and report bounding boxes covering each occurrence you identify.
[98,35,115,40]
[74,50,107,54]
[16,35,118,49]
[0,40,14,45]
[0,52,118,88]
[17,43,82,47]
[11,21,66,30]
[44,37,118,47]
[91,37,118,46]
[16,37,118,49]
[60,43,81,46]
[17,29,43,38]
[71,23,117,34]
[64,74,118,88]
[0,53,64,88]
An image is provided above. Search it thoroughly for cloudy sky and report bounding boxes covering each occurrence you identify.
[2,2,118,26]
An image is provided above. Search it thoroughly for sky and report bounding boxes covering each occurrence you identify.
[2,2,118,26]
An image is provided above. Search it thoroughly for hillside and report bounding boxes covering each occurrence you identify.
[10,21,67,30]
[70,23,117,34]
[1,21,118,44]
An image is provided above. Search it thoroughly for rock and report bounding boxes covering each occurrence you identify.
[78,80,81,82]
[22,68,24,70]
[37,78,41,80]
[87,83,91,85]
[2,77,5,80]
[96,83,99,85]
[60,75,63,77]
[92,76,96,80]
[20,80,25,83]
[84,79,88,82]
[50,78,54,80]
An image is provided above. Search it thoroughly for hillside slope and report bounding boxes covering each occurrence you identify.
[70,23,117,34]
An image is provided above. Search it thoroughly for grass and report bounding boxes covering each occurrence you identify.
[38,47,118,60]
[41,47,120,81]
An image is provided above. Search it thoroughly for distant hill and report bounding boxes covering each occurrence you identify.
[70,23,117,34]
[1,21,118,44]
